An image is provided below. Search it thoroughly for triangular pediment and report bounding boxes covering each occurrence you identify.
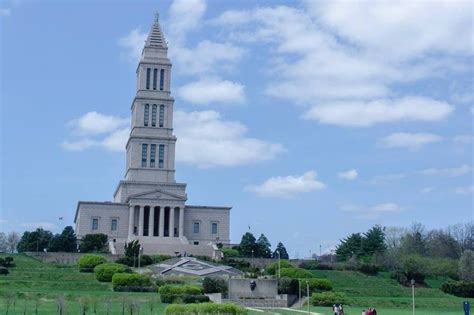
[127,188,186,202]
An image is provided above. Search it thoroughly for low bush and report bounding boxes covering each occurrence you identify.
[278,277,299,295]
[358,262,379,275]
[298,260,319,270]
[139,254,154,266]
[311,292,347,306]
[279,267,312,279]
[221,247,240,258]
[307,278,332,292]
[0,267,9,275]
[115,256,134,267]
[152,255,172,263]
[112,273,154,292]
[441,280,474,298]
[391,271,409,286]
[0,257,15,268]
[402,256,426,284]
[94,262,130,282]
[160,294,210,304]
[158,284,203,295]
[78,254,106,272]
[156,276,186,287]
[203,277,228,294]
[164,302,247,315]
[266,260,293,275]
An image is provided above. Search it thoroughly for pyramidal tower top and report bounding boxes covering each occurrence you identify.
[145,12,168,49]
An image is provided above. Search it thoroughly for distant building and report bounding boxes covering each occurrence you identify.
[74,15,231,257]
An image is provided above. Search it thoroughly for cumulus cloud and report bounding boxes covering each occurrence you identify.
[338,169,358,181]
[168,0,206,43]
[380,132,443,149]
[118,28,147,64]
[341,203,402,219]
[174,110,283,167]
[303,97,453,127]
[62,112,129,152]
[177,78,245,105]
[245,171,326,198]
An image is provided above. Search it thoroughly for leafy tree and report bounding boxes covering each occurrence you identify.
[336,233,364,261]
[256,234,272,258]
[124,240,141,258]
[272,242,289,259]
[239,232,257,257]
[17,228,53,252]
[399,223,427,256]
[459,250,474,281]
[425,229,461,259]
[6,232,20,253]
[49,226,77,252]
[79,234,108,253]
[363,225,387,256]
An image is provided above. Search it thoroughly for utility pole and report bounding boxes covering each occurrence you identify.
[306,280,310,314]
[411,279,416,315]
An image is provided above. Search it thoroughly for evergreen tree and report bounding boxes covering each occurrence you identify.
[336,233,364,261]
[363,225,387,256]
[124,240,141,258]
[272,242,289,259]
[256,234,272,258]
[79,234,108,253]
[48,226,77,252]
[17,228,53,252]
[239,232,257,257]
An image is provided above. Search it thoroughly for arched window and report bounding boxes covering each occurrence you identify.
[152,105,157,127]
[159,69,165,90]
[159,105,165,127]
[146,68,151,90]
[144,104,149,126]
[141,144,148,167]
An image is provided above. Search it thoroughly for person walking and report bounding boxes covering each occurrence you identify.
[373,308,377,315]
[333,304,338,315]
[362,310,366,315]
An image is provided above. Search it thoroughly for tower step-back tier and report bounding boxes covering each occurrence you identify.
[74,15,231,257]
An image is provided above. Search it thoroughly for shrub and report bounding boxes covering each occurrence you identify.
[279,267,312,279]
[0,257,14,268]
[94,262,130,282]
[158,284,203,295]
[298,260,319,270]
[155,276,199,287]
[221,247,240,258]
[140,254,154,266]
[115,256,134,267]
[0,267,9,275]
[278,277,299,295]
[459,250,474,281]
[222,258,251,271]
[203,277,228,294]
[311,292,347,306]
[152,255,172,263]
[307,279,332,292]
[112,273,154,292]
[358,262,379,275]
[79,234,108,253]
[164,302,247,315]
[78,254,106,272]
[402,255,426,284]
[160,294,210,304]
[391,271,409,286]
[441,280,474,298]
[266,260,293,275]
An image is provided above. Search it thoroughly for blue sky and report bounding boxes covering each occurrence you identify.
[1,0,472,257]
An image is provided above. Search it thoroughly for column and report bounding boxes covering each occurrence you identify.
[148,206,155,237]
[138,206,144,237]
[159,206,165,237]
[169,207,175,237]
[179,207,184,237]
[128,206,135,236]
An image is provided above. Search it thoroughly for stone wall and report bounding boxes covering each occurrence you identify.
[228,278,277,299]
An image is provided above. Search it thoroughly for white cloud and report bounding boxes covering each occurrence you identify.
[245,171,326,198]
[338,169,358,181]
[20,222,59,231]
[380,132,443,149]
[0,8,11,17]
[118,28,147,64]
[62,112,130,152]
[303,97,453,127]
[454,186,474,195]
[174,110,283,167]
[419,165,473,177]
[177,78,245,105]
[168,0,206,44]
[341,202,402,219]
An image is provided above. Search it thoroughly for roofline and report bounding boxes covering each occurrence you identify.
[185,205,232,210]
[74,201,128,223]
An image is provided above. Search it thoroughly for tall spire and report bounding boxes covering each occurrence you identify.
[145,12,167,49]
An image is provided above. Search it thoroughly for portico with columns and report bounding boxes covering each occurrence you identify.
[74,14,231,256]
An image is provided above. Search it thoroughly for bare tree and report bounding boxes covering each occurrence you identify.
[385,226,406,249]
[7,232,20,253]
[0,232,8,252]
[448,222,474,252]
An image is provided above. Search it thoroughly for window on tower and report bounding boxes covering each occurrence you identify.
[146,68,151,90]
[152,105,157,127]
[144,104,149,126]
[159,105,165,127]
[160,69,165,90]
[153,69,157,90]
[141,144,148,167]
[150,144,156,168]
[158,144,164,168]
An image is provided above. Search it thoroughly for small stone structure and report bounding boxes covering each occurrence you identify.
[151,257,242,277]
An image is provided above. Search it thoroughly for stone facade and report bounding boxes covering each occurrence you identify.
[74,15,231,257]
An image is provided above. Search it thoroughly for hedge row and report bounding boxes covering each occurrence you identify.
[441,280,474,298]
[78,254,106,272]
[307,278,333,292]
[265,260,293,275]
[311,292,347,306]
[164,303,247,315]
[203,277,227,294]
[94,262,130,282]
[279,267,313,279]
[112,273,155,292]
[160,294,210,304]
[158,284,203,295]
